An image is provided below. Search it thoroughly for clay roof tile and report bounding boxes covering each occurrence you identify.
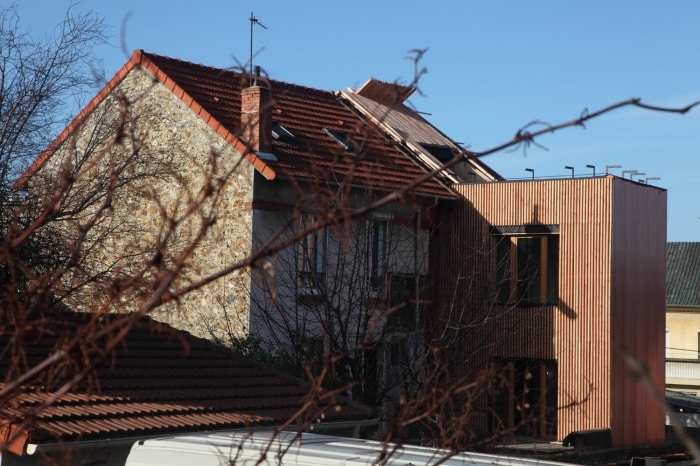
[0,311,372,450]
[17,50,454,198]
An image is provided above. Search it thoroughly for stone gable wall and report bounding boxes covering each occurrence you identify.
[29,66,254,341]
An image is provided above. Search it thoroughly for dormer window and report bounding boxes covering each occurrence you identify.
[323,128,356,152]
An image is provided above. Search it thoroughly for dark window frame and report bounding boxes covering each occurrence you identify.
[298,214,326,290]
[368,219,388,292]
[492,228,559,307]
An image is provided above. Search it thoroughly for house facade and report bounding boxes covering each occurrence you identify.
[665,242,700,394]
[21,51,481,334]
[16,50,667,447]
[19,50,496,412]
[432,177,667,445]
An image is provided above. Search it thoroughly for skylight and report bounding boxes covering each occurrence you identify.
[272,121,296,143]
[421,144,459,163]
[323,128,356,152]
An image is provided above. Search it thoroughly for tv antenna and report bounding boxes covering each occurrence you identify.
[249,12,267,85]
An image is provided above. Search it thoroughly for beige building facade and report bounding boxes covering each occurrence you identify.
[665,242,700,394]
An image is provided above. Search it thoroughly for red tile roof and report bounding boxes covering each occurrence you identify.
[0,311,371,454]
[18,50,454,198]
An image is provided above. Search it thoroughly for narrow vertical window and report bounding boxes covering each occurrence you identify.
[545,235,559,305]
[494,236,512,303]
[517,237,542,306]
[369,220,388,291]
[298,215,325,289]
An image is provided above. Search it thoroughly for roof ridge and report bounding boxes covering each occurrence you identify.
[140,51,238,75]
[141,51,337,97]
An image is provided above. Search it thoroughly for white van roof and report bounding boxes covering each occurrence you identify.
[125,430,576,466]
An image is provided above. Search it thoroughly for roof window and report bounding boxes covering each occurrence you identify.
[323,128,356,152]
[272,121,297,143]
[421,144,459,163]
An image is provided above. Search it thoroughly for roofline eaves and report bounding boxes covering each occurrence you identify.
[276,173,457,201]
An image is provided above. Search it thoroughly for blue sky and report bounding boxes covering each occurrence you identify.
[15,1,700,241]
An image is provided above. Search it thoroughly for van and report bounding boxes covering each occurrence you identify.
[125,430,575,466]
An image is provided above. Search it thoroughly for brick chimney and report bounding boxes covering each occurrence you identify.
[241,70,272,153]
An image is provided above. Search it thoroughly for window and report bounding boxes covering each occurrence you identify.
[493,233,559,306]
[420,143,459,163]
[389,340,408,366]
[298,215,325,289]
[303,336,325,371]
[272,121,297,143]
[368,220,388,291]
[387,273,427,332]
[323,127,356,152]
[492,358,558,437]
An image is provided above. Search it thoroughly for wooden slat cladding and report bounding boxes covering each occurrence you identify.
[433,176,665,446]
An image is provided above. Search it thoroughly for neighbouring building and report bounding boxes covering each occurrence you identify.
[13,50,667,447]
[665,242,700,394]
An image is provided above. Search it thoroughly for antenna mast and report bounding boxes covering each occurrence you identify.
[249,12,267,85]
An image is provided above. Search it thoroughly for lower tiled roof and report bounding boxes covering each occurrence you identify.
[0,311,371,452]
